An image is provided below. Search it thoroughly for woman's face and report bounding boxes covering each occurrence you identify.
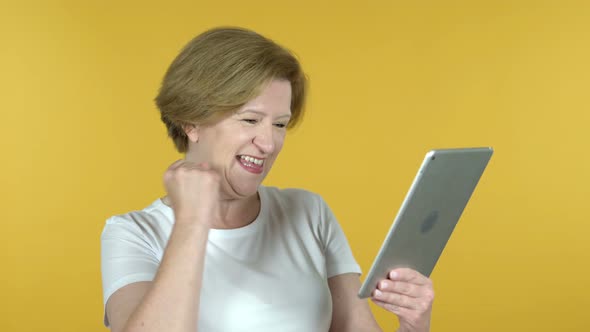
[186,79,292,199]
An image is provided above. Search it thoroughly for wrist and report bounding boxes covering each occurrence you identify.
[173,216,212,231]
[396,323,430,332]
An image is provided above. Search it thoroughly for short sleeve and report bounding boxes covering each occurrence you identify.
[318,196,362,278]
[100,216,160,326]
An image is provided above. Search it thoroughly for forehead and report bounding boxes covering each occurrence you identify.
[239,80,292,114]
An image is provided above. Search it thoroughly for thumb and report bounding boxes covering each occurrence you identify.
[197,162,212,170]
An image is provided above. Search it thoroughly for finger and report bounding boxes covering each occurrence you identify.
[372,289,417,310]
[371,298,412,316]
[389,268,430,285]
[377,280,421,298]
[373,298,431,331]
[167,159,185,170]
[196,162,211,170]
[178,161,212,171]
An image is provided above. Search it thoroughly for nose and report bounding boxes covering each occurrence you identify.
[252,123,275,154]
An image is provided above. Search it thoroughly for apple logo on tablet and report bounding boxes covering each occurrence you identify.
[420,211,438,234]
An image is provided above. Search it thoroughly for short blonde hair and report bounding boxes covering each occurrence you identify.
[155,27,308,153]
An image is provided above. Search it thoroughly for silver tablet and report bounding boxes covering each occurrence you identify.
[358,147,493,298]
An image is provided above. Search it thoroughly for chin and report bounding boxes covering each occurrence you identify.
[235,184,260,198]
[225,168,267,199]
[223,180,260,199]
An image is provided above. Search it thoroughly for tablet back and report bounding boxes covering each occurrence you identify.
[358,147,493,298]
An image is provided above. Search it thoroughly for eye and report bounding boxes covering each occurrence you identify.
[274,123,287,129]
[242,119,258,124]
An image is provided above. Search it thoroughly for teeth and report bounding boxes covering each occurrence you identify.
[241,155,263,166]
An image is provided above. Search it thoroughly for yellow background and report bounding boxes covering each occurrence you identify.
[1,0,589,331]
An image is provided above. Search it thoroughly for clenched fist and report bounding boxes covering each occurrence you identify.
[163,159,221,227]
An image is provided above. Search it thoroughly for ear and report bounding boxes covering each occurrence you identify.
[183,123,199,143]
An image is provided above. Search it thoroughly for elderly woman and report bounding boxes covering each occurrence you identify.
[101,27,434,332]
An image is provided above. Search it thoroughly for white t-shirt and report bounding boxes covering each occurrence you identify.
[101,186,361,331]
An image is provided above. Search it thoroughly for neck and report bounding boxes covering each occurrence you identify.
[216,192,261,229]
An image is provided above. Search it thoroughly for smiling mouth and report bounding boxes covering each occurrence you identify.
[236,155,265,174]
[238,155,264,166]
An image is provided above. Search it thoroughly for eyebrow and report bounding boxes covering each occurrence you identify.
[238,109,291,120]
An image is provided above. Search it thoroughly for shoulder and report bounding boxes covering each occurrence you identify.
[260,186,334,230]
[101,199,172,245]
[261,186,326,210]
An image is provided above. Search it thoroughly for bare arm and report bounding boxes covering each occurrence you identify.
[105,160,221,332]
[107,222,209,332]
[328,273,383,332]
